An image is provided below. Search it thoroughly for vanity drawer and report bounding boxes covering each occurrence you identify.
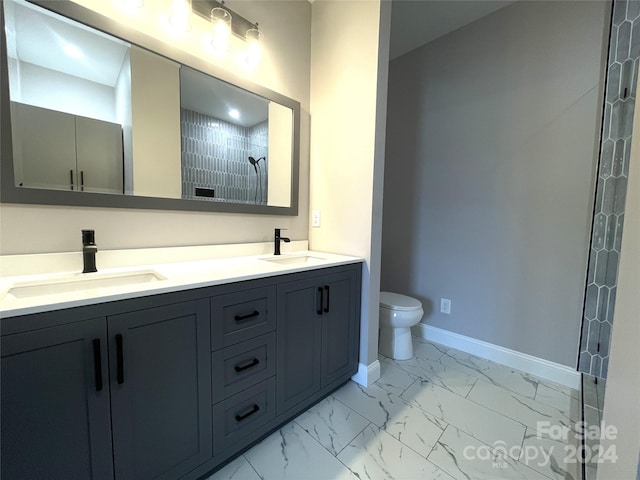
[213,377,276,455]
[212,332,275,401]
[211,286,276,350]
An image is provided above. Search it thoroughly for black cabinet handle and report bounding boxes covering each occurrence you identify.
[116,334,124,385]
[80,170,84,192]
[317,287,324,315]
[234,310,260,322]
[234,358,260,373]
[92,339,103,392]
[235,404,260,422]
[324,285,330,313]
[70,170,74,191]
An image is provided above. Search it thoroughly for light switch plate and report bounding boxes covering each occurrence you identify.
[440,298,451,315]
[312,210,321,227]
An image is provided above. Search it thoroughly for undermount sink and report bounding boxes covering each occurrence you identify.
[3,270,166,300]
[260,255,325,266]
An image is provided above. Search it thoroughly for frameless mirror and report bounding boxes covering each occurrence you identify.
[0,0,300,215]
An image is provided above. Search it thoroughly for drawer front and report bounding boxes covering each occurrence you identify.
[212,333,275,402]
[211,286,276,350]
[213,378,276,455]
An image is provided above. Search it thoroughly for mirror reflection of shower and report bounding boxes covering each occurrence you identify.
[248,156,267,204]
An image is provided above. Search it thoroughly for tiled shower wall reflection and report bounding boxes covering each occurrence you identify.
[579,0,639,378]
[181,108,268,205]
[249,122,269,204]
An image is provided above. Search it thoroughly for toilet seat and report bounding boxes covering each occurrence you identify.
[380,292,422,311]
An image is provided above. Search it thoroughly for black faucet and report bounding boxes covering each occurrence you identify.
[274,228,290,256]
[82,229,98,273]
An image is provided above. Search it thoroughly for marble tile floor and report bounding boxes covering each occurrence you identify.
[208,337,583,480]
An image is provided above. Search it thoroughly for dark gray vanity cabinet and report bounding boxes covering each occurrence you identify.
[320,270,360,386]
[108,299,212,480]
[0,299,212,480]
[276,267,360,416]
[0,317,114,480]
[276,276,323,414]
[0,262,361,480]
[210,285,277,462]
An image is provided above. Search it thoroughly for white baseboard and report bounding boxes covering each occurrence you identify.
[351,360,381,387]
[413,324,581,390]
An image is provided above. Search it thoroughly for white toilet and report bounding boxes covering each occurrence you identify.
[378,292,424,360]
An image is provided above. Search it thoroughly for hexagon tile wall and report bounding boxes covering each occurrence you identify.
[579,0,640,378]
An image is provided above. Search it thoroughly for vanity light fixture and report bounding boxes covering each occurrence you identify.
[192,0,263,66]
[244,27,263,69]
[210,7,231,52]
[169,0,192,32]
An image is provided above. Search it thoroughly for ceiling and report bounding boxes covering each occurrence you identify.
[5,0,129,87]
[389,0,516,60]
[180,66,269,128]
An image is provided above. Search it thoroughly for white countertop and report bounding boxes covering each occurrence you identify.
[0,243,363,319]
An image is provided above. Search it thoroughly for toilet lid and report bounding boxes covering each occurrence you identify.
[379,292,422,311]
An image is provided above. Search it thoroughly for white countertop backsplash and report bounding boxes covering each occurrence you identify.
[0,241,363,319]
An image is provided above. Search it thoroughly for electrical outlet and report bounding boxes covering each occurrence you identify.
[312,210,321,227]
[440,298,451,315]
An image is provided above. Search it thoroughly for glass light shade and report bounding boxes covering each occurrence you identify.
[169,0,192,32]
[245,28,263,68]
[210,7,232,52]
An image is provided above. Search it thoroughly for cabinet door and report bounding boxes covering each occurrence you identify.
[11,102,77,191]
[1,317,113,480]
[321,269,360,386]
[276,277,323,415]
[109,299,212,480]
[75,116,124,194]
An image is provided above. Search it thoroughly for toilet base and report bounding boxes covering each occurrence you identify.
[379,326,414,360]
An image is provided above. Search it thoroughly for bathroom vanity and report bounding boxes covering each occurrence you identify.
[0,250,362,480]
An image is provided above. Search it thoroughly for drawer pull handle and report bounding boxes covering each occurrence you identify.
[116,334,124,385]
[92,338,103,392]
[235,358,260,372]
[234,310,260,322]
[324,285,330,313]
[235,404,260,422]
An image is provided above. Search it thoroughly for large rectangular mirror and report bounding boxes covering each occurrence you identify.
[0,0,300,215]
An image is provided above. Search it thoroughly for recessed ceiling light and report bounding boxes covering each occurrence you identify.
[228,109,240,119]
[62,44,84,59]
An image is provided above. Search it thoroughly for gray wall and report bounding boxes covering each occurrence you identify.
[381,0,609,367]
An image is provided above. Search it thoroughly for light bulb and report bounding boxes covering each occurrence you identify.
[244,28,263,69]
[169,0,192,32]
[210,7,231,52]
